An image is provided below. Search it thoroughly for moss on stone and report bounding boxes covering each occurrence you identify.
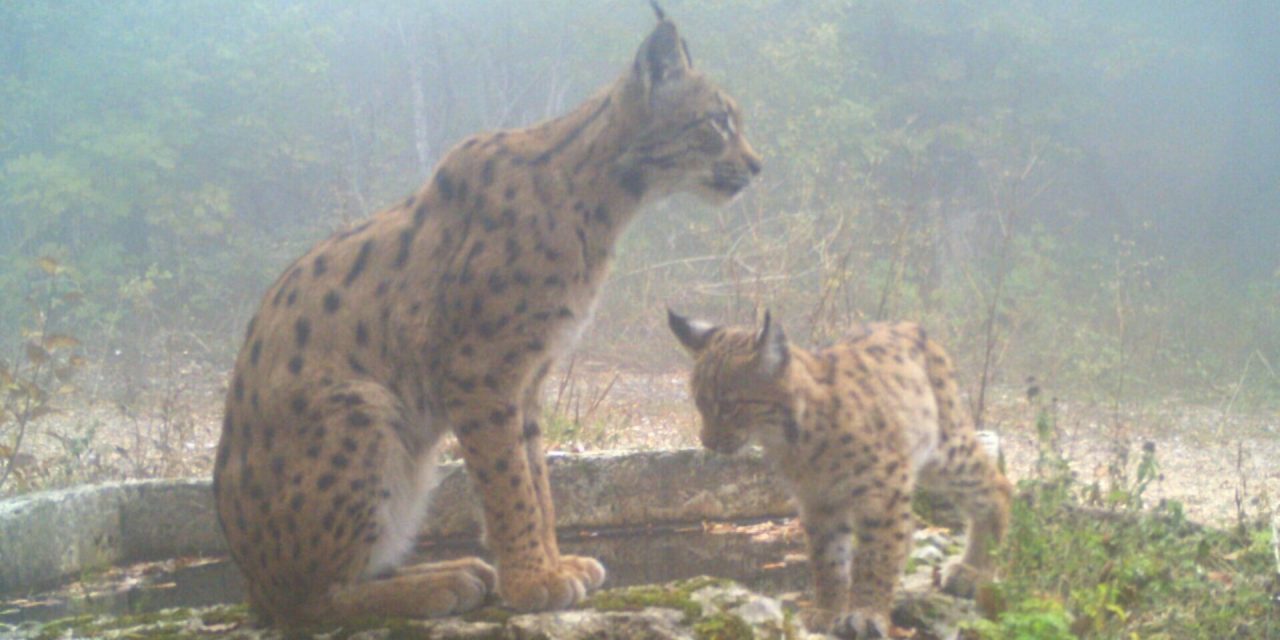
[33,614,98,640]
[693,611,756,640]
[197,603,250,627]
[587,575,732,624]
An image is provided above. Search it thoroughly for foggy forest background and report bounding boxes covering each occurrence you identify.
[2,0,1278,418]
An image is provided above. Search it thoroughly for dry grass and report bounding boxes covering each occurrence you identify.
[5,348,1277,531]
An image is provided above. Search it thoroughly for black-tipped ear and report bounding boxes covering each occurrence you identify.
[754,310,789,378]
[633,17,691,100]
[649,0,666,21]
[668,308,717,354]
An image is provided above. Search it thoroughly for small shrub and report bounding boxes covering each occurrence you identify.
[0,257,86,494]
[967,405,1280,639]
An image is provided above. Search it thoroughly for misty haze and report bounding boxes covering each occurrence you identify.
[1,2,1277,637]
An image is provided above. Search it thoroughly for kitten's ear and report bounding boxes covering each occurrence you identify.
[668,308,716,354]
[754,310,790,378]
[632,15,692,105]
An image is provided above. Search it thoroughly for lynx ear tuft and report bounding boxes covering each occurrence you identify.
[649,0,666,22]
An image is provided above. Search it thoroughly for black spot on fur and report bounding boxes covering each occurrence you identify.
[317,474,336,491]
[336,220,372,241]
[344,240,374,286]
[294,318,311,348]
[808,439,830,464]
[531,96,611,165]
[617,166,646,198]
[489,405,515,426]
[215,442,230,472]
[782,417,800,444]
[502,237,524,267]
[347,411,372,428]
[249,339,262,366]
[355,321,369,347]
[482,159,496,186]
[436,170,455,201]
[523,420,541,439]
[287,356,304,375]
[394,228,414,269]
[323,290,341,313]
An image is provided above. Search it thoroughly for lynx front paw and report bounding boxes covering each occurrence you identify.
[560,554,607,590]
[498,555,607,611]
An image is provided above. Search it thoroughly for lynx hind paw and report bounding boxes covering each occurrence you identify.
[397,556,498,593]
[942,562,985,599]
[799,607,838,633]
[832,609,890,639]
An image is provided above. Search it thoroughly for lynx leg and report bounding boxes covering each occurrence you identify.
[835,472,914,639]
[520,364,607,589]
[325,562,494,618]
[923,434,1012,597]
[449,383,602,612]
[218,380,494,626]
[797,503,854,633]
[923,339,1013,597]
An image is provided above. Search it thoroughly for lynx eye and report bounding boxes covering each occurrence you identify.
[708,112,734,139]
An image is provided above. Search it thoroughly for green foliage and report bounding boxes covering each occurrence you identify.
[965,597,1074,640]
[0,0,1275,407]
[968,405,1280,638]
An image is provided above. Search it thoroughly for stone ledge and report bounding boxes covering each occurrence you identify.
[0,449,793,594]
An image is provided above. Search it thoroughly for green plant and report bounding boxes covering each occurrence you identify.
[974,402,1280,638]
[964,596,1074,640]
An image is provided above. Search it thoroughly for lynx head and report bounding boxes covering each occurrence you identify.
[615,13,762,204]
[668,309,791,454]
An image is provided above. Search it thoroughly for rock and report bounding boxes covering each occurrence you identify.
[0,450,794,595]
[4,578,808,639]
[6,568,990,640]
